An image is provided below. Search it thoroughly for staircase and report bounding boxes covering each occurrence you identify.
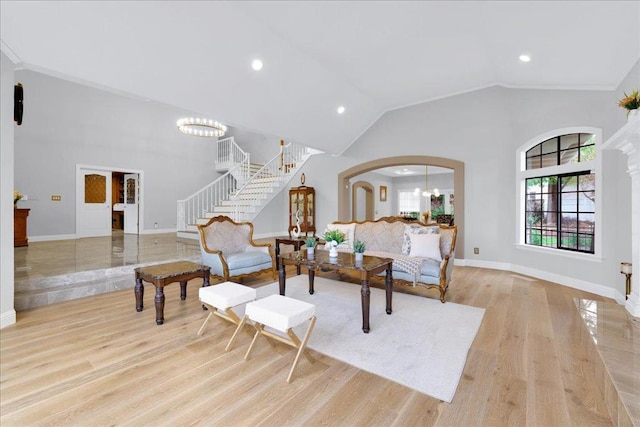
[177,138,316,240]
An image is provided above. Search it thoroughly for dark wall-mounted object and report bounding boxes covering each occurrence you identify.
[14,83,23,125]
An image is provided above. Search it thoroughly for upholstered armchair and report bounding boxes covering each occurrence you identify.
[197,216,276,282]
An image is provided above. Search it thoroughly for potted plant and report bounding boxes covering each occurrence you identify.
[618,89,639,119]
[322,228,346,258]
[353,240,366,263]
[304,236,317,257]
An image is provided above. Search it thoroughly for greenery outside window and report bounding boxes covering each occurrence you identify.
[517,129,600,256]
[525,172,595,253]
[430,194,445,218]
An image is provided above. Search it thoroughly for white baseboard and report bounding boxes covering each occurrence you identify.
[141,228,176,235]
[0,309,16,329]
[511,264,617,300]
[29,234,77,242]
[455,258,618,301]
[456,258,511,271]
[29,229,178,241]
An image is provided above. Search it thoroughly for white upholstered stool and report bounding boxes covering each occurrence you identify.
[197,281,257,336]
[227,294,317,383]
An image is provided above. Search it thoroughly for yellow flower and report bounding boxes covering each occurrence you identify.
[618,89,639,111]
[14,190,23,204]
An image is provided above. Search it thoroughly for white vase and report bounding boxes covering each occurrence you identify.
[628,109,639,121]
[306,247,315,258]
[329,246,338,258]
[355,252,364,262]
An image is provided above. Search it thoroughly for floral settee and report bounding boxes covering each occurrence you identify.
[325,217,457,302]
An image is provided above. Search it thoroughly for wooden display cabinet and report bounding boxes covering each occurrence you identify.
[288,186,315,237]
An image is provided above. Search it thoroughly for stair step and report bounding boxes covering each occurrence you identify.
[14,256,200,311]
[229,193,269,200]
[211,202,258,208]
[193,141,315,226]
[210,206,257,214]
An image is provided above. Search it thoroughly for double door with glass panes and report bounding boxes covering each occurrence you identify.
[288,186,315,237]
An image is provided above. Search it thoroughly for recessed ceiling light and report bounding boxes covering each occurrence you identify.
[519,54,531,62]
[251,59,263,71]
[337,106,345,114]
[394,168,414,175]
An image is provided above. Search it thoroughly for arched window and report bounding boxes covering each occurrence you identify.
[516,128,601,256]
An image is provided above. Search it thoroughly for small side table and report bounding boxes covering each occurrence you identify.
[134,261,210,325]
[275,236,318,275]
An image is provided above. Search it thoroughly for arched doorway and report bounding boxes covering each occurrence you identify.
[351,181,375,221]
[338,155,464,259]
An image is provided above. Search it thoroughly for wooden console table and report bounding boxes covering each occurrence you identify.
[14,208,30,247]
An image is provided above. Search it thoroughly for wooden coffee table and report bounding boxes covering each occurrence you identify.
[134,261,210,325]
[278,249,393,333]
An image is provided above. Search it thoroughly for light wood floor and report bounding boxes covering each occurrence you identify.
[2,258,614,426]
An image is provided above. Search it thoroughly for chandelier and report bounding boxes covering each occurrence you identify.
[414,166,440,198]
[177,117,227,138]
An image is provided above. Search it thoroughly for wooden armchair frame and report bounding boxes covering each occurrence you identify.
[197,216,276,282]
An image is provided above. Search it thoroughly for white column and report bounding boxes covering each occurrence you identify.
[603,116,640,317]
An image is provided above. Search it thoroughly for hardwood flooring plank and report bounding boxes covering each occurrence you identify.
[257,361,360,426]
[391,391,441,427]
[2,261,620,426]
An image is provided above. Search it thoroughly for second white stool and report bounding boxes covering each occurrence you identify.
[227,294,317,383]
[197,281,257,336]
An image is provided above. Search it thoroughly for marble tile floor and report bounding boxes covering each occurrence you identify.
[575,298,640,426]
[14,232,201,311]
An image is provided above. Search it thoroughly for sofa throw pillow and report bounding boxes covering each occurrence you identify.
[326,223,356,249]
[409,233,442,261]
[401,225,439,255]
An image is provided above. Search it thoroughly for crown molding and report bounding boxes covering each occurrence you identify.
[0,40,22,65]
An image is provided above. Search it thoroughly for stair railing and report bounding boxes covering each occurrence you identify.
[216,137,250,177]
[177,139,249,231]
[230,140,309,221]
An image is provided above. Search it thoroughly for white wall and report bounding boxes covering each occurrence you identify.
[14,70,220,237]
[287,82,634,299]
[1,51,16,328]
[349,171,394,219]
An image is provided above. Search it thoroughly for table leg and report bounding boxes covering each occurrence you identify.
[275,241,281,271]
[155,286,165,325]
[308,269,315,295]
[202,269,210,287]
[295,242,302,275]
[279,261,286,295]
[180,281,187,301]
[385,265,393,315]
[135,278,144,312]
[361,278,371,333]
[201,269,210,310]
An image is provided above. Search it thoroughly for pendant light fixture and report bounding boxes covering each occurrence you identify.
[177,117,227,138]
[414,166,440,198]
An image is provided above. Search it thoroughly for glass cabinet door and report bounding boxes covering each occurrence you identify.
[307,193,314,226]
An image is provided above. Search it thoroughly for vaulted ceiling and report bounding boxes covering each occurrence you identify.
[1,1,638,154]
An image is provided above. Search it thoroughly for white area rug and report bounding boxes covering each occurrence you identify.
[250,275,485,403]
